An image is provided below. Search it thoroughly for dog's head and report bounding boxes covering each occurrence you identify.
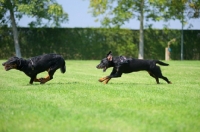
[2,57,21,71]
[96,51,113,72]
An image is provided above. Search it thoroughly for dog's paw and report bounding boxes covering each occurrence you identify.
[98,76,107,82]
[98,78,104,82]
[103,78,111,84]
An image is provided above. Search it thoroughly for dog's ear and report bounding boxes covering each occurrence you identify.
[107,51,112,61]
[106,51,112,57]
[107,55,112,61]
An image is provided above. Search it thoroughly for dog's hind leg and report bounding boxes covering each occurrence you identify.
[39,66,59,84]
[148,71,160,84]
[34,78,41,83]
[150,67,172,84]
[156,69,172,84]
[39,70,56,84]
[39,75,51,84]
[160,76,172,84]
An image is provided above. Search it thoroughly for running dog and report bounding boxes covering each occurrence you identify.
[2,53,66,84]
[96,51,171,84]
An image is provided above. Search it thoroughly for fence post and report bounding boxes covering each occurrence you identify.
[165,47,170,61]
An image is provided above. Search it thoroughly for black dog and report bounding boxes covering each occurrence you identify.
[2,53,66,84]
[96,51,171,84]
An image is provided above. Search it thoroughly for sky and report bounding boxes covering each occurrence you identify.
[18,0,200,30]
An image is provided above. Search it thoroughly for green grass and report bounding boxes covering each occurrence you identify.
[0,60,200,132]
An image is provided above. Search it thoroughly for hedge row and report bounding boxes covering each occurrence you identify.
[0,27,199,60]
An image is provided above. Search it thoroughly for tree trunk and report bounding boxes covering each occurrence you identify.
[138,0,144,59]
[9,0,21,58]
[181,11,184,60]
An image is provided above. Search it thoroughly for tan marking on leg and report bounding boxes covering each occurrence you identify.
[98,76,108,82]
[39,75,51,84]
[103,78,111,84]
[34,78,40,82]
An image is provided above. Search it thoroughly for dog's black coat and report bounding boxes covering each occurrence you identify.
[96,51,171,84]
[2,53,66,84]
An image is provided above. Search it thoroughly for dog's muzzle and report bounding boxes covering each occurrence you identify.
[2,62,17,71]
[3,64,15,71]
[96,65,107,72]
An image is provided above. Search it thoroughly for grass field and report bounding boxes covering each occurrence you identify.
[0,60,200,132]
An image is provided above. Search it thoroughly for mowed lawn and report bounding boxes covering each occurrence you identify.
[0,60,200,132]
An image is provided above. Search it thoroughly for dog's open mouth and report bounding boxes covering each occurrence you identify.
[5,65,12,71]
[4,65,14,71]
[103,67,107,72]
[99,67,107,72]
[98,67,107,72]
[96,65,107,72]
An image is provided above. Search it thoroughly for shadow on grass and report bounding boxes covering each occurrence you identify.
[23,81,80,86]
[108,82,169,85]
[22,81,170,87]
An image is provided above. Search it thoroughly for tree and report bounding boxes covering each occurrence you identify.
[187,0,200,19]
[89,0,169,59]
[0,0,68,57]
[89,0,138,58]
[89,0,200,59]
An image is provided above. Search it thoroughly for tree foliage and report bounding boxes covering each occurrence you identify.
[89,0,200,59]
[150,0,200,24]
[89,0,151,27]
[88,0,175,59]
[0,0,68,27]
[0,0,68,57]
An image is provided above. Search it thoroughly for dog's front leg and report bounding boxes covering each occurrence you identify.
[29,78,34,84]
[109,72,122,78]
[103,78,111,84]
[103,73,122,84]
[98,68,116,83]
[29,76,37,84]
[98,76,111,84]
[99,76,109,82]
[100,72,122,84]
[29,75,41,84]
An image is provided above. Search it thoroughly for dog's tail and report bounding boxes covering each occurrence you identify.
[60,58,66,73]
[155,60,169,66]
